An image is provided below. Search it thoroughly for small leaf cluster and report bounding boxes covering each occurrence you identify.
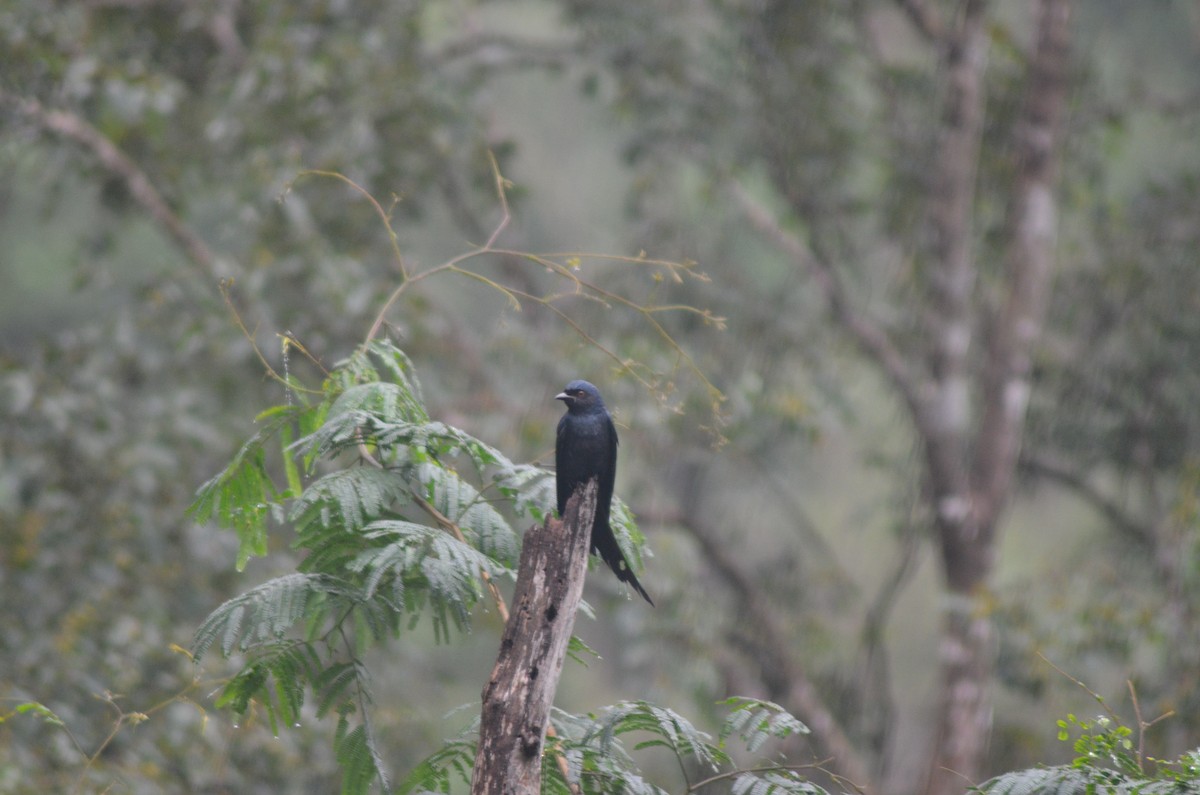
[189,339,579,793]
[1056,713,1137,774]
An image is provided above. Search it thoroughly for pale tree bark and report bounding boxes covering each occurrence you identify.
[925,2,1071,794]
[471,480,597,795]
[916,3,995,793]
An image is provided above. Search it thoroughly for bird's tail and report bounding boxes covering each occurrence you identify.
[596,532,654,606]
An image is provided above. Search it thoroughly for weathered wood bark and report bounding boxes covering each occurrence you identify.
[470,479,598,795]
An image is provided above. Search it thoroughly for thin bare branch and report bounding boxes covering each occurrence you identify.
[288,169,409,281]
[729,180,925,427]
[1037,653,1122,724]
[894,0,944,41]
[0,90,223,282]
[288,163,723,432]
[676,505,873,790]
[1019,452,1149,545]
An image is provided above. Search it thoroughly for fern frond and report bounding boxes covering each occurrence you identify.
[189,405,308,569]
[346,520,426,598]
[978,765,1186,795]
[291,467,408,535]
[584,701,728,773]
[610,498,649,572]
[719,698,809,752]
[327,339,426,415]
[212,640,321,731]
[567,634,601,667]
[314,661,362,718]
[397,739,476,795]
[978,766,1093,795]
[293,407,384,460]
[332,707,393,795]
[337,380,426,423]
[350,519,509,640]
[542,720,666,795]
[417,463,520,566]
[364,339,424,404]
[193,573,359,659]
[491,463,555,522]
[334,717,377,795]
[732,771,826,795]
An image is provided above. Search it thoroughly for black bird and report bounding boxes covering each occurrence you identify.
[555,380,653,605]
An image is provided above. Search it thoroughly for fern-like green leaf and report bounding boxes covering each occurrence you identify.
[211,640,321,731]
[567,634,601,667]
[193,573,359,659]
[546,701,824,795]
[290,467,408,535]
[334,712,392,795]
[977,765,1187,795]
[313,661,362,718]
[0,702,65,729]
[344,519,508,641]
[732,771,826,795]
[397,739,476,795]
[719,698,809,752]
[543,713,666,795]
[326,339,427,420]
[189,406,307,569]
[584,701,728,773]
[492,463,555,522]
[978,766,1093,795]
[610,498,649,573]
[334,718,375,795]
[417,462,520,566]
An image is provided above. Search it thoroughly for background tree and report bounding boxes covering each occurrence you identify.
[558,0,1197,792]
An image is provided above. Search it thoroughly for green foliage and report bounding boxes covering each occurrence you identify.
[719,697,809,754]
[191,337,657,793]
[400,697,822,795]
[553,697,819,795]
[396,740,476,795]
[189,403,328,569]
[336,710,393,795]
[1057,713,1138,775]
[979,712,1200,795]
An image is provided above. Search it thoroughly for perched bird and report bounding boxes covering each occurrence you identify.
[555,380,653,605]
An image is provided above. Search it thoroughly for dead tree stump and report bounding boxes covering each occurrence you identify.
[470,478,598,795]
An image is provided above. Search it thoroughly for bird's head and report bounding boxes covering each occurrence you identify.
[555,380,604,413]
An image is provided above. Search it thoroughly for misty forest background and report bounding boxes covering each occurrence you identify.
[2,1,1200,794]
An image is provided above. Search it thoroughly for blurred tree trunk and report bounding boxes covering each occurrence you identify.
[731,1,1073,791]
[920,1,1071,793]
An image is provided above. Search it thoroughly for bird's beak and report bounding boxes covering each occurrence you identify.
[555,392,570,402]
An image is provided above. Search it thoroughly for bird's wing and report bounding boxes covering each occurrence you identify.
[555,412,571,515]
[596,410,618,531]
